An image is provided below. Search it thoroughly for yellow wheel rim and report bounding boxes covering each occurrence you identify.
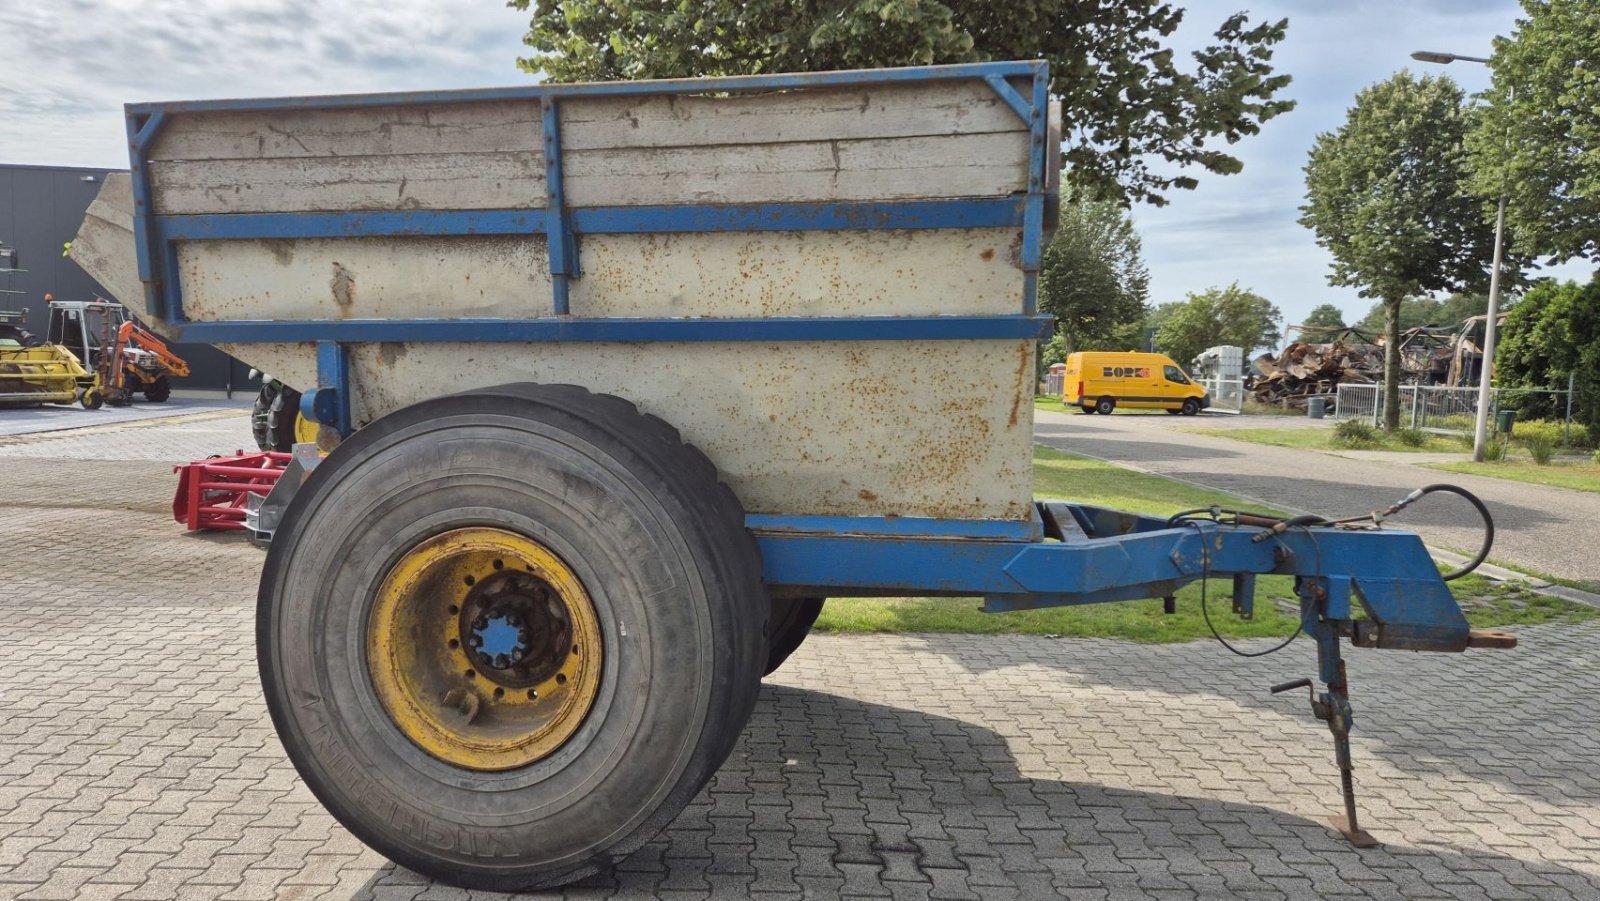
[293,413,321,447]
[367,528,603,771]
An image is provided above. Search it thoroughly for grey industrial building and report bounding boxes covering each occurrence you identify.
[1,162,246,393]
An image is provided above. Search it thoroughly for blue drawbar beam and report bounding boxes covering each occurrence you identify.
[168,314,1055,345]
[754,514,1471,652]
[125,62,1044,115]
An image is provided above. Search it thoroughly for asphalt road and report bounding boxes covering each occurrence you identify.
[1034,409,1600,586]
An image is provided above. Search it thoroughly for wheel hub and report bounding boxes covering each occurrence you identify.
[366,528,603,771]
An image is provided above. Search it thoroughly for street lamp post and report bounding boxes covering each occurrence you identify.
[1411,50,1503,463]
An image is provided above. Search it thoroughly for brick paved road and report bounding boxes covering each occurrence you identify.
[2,413,1598,900]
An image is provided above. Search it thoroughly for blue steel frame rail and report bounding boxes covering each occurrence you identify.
[121,61,1055,440]
[751,503,1471,656]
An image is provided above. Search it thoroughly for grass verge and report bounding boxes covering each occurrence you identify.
[814,446,1597,640]
[1187,426,1465,454]
[1426,460,1600,495]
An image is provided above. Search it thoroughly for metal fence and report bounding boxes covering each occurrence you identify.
[1333,381,1580,441]
[1199,377,1245,414]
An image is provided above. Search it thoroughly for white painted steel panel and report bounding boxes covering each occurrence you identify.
[558,80,1021,149]
[149,152,547,215]
[177,236,552,322]
[223,339,1037,522]
[175,229,1018,323]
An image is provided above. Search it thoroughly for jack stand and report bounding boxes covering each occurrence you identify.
[1274,577,1379,848]
[1271,671,1377,848]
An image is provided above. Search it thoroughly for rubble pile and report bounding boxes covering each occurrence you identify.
[1247,341,1382,409]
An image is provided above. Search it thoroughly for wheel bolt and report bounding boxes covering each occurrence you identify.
[494,654,509,668]
[468,635,482,649]
[511,648,524,662]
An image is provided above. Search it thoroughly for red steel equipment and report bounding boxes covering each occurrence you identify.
[172,451,290,531]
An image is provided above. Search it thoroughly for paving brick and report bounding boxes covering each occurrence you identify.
[0,414,1597,900]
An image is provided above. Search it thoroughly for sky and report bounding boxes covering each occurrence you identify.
[0,0,1589,327]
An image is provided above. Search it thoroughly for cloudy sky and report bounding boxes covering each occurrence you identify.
[1,0,1588,326]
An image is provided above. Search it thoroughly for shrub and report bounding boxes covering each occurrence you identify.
[1394,428,1428,448]
[1482,439,1507,462]
[1331,419,1379,448]
[1593,448,1600,465]
[1510,418,1590,449]
[1521,434,1556,465]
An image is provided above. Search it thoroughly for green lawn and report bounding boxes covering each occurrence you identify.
[1427,460,1600,494]
[813,445,1596,640]
[1188,427,1466,454]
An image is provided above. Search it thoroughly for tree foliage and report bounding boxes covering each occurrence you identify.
[1467,0,1600,261]
[510,0,1295,206]
[1495,275,1600,429]
[1038,188,1149,354]
[1301,303,1347,332]
[1299,72,1504,429]
[1152,283,1281,369]
[1352,293,1498,334]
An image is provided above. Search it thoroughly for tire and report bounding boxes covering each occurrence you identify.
[106,387,132,407]
[1165,408,1181,415]
[763,597,824,676]
[1180,398,1200,416]
[258,383,767,891]
[143,376,171,403]
[252,383,303,452]
[1095,397,1116,415]
[81,387,103,410]
[1080,405,1095,415]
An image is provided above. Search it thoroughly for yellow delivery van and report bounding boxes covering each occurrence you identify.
[1062,351,1209,415]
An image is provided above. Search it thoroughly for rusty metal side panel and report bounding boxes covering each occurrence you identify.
[222,339,1038,522]
[176,228,1020,324]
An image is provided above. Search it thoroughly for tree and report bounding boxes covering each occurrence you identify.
[1495,275,1600,429]
[1299,72,1502,430]
[1152,283,1281,369]
[510,1,1295,206]
[1352,293,1500,334]
[1038,188,1149,355]
[1301,303,1347,332]
[1467,0,1600,262]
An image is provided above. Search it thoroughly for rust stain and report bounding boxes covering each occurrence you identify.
[1007,343,1030,427]
[979,248,995,262]
[330,261,355,316]
[857,489,878,502]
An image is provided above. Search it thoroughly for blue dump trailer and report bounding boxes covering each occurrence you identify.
[71,61,1511,891]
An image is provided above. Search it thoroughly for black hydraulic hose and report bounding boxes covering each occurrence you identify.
[1399,484,1495,581]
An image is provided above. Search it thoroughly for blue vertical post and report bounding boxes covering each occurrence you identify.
[126,111,169,321]
[302,341,353,438]
[1021,69,1050,315]
[542,97,576,315]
